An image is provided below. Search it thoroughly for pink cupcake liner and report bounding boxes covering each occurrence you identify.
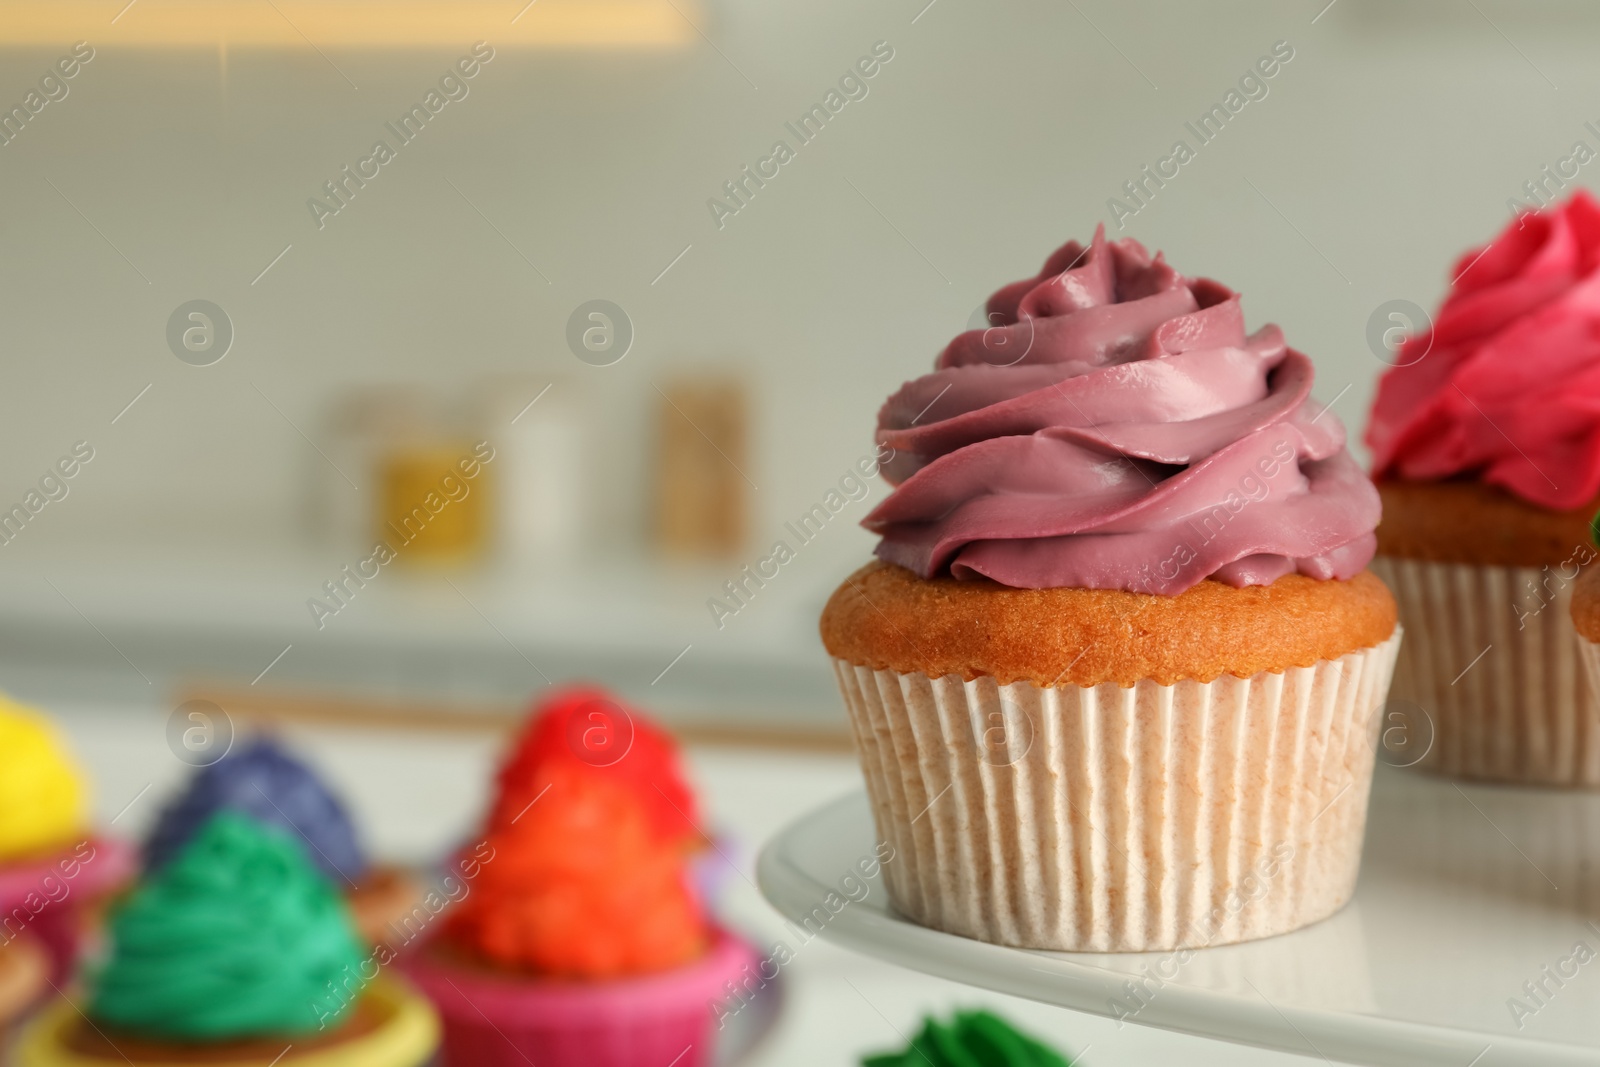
[404,927,757,1067]
[0,837,135,983]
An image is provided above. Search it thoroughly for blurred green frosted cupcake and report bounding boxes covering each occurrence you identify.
[862,1009,1073,1066]
[17,812,438,1067]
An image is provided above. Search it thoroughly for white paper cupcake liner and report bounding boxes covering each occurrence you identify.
[1573,636,1600,774]
[1371,556,1600,786]
[833,631,1401,953]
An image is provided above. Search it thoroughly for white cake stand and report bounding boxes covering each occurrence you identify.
[757,765,1600,1066]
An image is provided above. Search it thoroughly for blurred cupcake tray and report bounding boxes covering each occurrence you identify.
[758,767,1600,1067]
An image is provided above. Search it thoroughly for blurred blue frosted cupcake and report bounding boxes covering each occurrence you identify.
[143,736,419,944]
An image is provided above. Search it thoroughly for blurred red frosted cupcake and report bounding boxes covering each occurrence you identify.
[404,687,757,1067]
[0,695,134,983]
[1367,191,1600,785]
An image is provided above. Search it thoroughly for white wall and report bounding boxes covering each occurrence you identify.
[0,0,1594,602]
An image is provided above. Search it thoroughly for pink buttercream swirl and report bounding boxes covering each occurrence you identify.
[1367,190,1600,510]
[865,228,1378,595]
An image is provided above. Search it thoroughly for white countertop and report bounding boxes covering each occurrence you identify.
[51,697,1318,1066]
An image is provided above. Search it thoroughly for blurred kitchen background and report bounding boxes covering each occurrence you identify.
[6,2,1599,1063]
[0,0,1592,734]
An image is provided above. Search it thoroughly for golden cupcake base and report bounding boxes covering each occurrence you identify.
[15,974,438,1067]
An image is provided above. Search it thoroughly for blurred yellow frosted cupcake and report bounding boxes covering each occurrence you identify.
[0,699,86,860]
[0,696,134,981]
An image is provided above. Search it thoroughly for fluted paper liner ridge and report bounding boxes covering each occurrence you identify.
[834,631,1401,952]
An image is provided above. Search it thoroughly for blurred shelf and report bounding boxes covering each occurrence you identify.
[0,538,848,729]
[175,681,854,750]
[758,768,1600,1067]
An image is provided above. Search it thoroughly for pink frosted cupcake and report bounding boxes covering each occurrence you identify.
[822,229,1400,951]
[1367,191,1600,784]
[405,687,757,1067]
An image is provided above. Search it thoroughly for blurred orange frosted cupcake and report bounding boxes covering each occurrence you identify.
[404,687,756,1067]
[1368,191,1600,785]
[822,229,1399,952]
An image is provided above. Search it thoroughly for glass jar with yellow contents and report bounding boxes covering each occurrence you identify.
[376,440,495,566]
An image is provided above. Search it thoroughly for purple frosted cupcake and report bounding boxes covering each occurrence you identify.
[144,736,419,944]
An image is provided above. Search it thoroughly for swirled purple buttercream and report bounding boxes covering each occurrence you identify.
[865,228,1378,595]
